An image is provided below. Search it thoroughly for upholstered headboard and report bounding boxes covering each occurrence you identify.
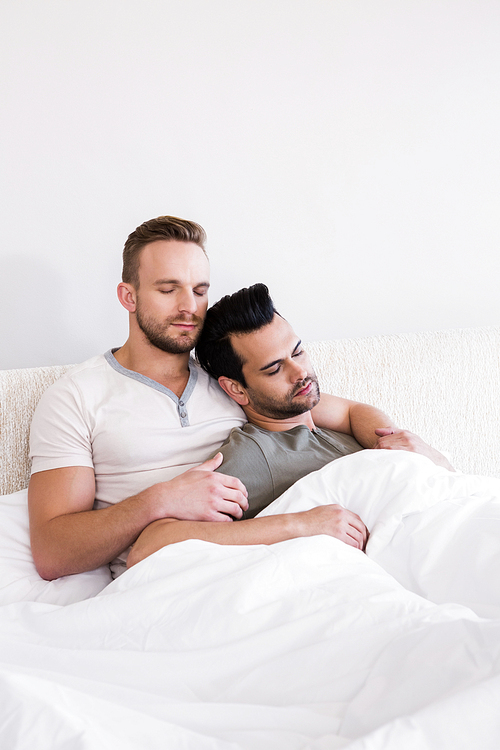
[0,365,74,495]
[306,326,500,478]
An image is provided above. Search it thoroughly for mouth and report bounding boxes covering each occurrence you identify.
[294,381,313,398]
[170,319,199,332]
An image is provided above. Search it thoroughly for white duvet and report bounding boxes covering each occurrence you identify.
[1,449,500,749]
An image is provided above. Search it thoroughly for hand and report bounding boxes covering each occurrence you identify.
[149,453,249,523]
[299,505,368,550]
[373,428,454,470]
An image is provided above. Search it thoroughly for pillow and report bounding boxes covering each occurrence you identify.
[0,489,112,605]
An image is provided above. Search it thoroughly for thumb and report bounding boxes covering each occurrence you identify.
[374,427,395,437]
[197,452,224,472]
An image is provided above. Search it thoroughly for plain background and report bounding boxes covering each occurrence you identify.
[1,0,499,369]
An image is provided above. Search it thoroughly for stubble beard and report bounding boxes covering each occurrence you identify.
[246,376,321,420]
[135,305,203,355]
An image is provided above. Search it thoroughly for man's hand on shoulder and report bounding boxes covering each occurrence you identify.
[149,453,249,522]
[373,428,455,471]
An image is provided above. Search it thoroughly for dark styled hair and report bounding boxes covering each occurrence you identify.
[122,215,207,289]
[196,283,278,387]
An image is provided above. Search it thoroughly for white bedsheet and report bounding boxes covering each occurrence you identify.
[1,450,500,749]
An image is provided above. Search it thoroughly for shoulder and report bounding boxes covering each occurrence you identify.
[218,424,270,463]
[44,353,109,391]
[35,354,107,402]
[218,424,283,468]
[31,352,132,431]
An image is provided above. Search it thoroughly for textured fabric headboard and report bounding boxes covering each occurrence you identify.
[306,326,500,478]
[0,365,74,495]
[1,325,499,495]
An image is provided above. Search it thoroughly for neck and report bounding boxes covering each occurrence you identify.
[113,338,191,395]
[243,404,316,432]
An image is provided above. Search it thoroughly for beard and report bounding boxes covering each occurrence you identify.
[135,304,203,354]
[246,375,321,420]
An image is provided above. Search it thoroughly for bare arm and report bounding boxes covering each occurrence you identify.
[28,453,248,580]
[312,393,396,447]
[312,394,453,468]
[127,504,368,568]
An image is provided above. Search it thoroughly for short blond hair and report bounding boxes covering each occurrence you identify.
[122,215,207,288]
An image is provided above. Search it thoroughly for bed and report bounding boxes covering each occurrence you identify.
[1,325,500,749]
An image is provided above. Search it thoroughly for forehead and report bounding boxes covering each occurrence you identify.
[137,240,210,284]
[231,314,298,371]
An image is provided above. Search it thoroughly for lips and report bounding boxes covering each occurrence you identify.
[294,381,313,398]
[169,317,200,331]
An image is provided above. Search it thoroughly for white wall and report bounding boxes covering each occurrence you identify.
[1,0,499,369]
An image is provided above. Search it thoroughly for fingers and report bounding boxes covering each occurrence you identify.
[345,522,368,550]
[189,460,248,511]
[212,497,249,520]
[162,463,249,522]
[374,427,396,437]
[191,459,248,502]
[198,452,224,471]
[339,509,368,550]
[216,472,248,501]
[202,493,247,521]
[199,476,249,517]
[214,487,249,517]
[373,428,410,450]
[323,506,369,550]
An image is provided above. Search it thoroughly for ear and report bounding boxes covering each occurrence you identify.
[117,282,137,313]
[218,376,249,406]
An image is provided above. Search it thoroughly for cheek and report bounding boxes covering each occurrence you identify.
[267,378,292,401]
[249,378,281,403]
[198,298,209,316]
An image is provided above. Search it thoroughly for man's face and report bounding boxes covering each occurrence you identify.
[133,240,210,354]
[230,314,320,419]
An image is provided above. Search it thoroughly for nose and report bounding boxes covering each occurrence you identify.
[178,289,198,315]
[288,358,308,382]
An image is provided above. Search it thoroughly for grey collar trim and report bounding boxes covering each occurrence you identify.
[104,349,198,406]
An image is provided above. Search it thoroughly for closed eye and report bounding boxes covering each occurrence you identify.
[267,365,282,376]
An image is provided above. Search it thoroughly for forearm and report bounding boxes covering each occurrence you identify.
[128,502,369,568]
[30,488,161,580]
[347,402,397,448]
[128,513,303,568]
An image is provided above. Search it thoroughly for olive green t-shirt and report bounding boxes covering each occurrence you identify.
[214,423,363,519]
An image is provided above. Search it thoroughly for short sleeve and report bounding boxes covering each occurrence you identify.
[29,377,94,475]
[214,428,275,519]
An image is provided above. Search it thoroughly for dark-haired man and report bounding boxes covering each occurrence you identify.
[28,218,399,579]
[128,284,452,568]
[196,283,454,519]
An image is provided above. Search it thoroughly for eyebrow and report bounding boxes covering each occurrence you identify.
[259,340,302,372]
[153,280,210,288]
